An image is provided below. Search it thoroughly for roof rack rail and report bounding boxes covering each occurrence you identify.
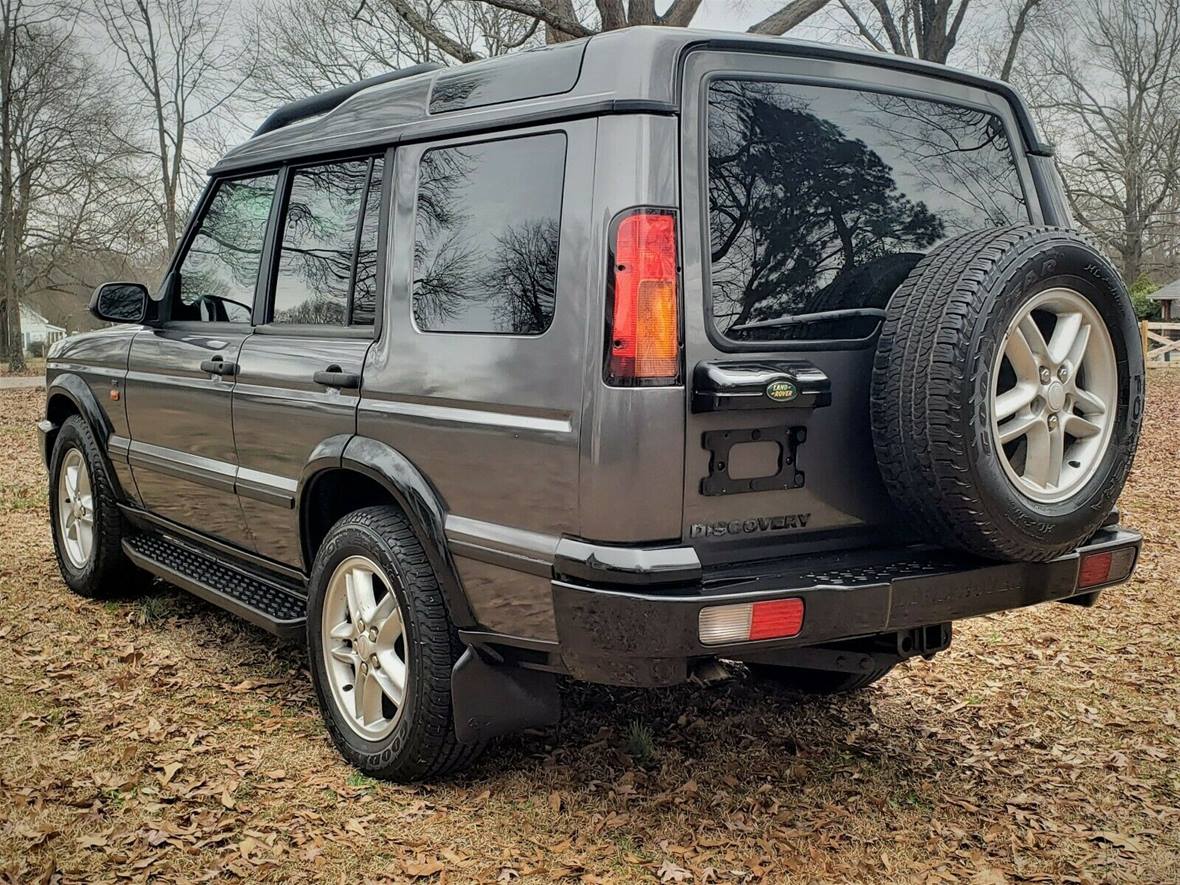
[252,63,444,137]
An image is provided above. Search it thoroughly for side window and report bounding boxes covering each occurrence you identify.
[412,133,565,335]
[271,157,384,326]
[176,174,277,323]
[706,80,1029,342]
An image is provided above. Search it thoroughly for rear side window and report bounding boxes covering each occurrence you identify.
[271,157,384,326]
[177,174,277,323]
[706,80,1028,342]
[412,133,565,335]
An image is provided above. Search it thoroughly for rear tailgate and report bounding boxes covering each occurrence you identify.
[677,50,1043,566]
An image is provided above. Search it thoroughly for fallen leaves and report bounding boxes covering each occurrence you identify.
[2,378,1180,883]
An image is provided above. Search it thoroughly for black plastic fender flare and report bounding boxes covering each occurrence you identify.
[295,434,475,629]
[42,374,128,500]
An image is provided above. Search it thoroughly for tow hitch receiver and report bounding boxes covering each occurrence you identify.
[739,624,953,675]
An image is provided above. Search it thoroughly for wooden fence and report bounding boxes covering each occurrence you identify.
[1142,321,1180,366]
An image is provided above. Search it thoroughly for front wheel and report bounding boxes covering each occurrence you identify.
[306,506,483,782]
[48,415,147,598]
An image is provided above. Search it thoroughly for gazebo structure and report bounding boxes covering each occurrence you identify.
[1149,278,1180,321]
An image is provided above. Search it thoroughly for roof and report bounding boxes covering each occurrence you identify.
[19,303,64,330]
[213,26,1050,175]
[1149,279,1180,301]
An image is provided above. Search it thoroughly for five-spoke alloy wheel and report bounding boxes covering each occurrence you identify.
[57,447,96,569]
[992,287,1117,503]
[321,555,410,741]
[306,505,484,781]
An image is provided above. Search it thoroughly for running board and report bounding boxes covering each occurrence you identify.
[123,533,306,638]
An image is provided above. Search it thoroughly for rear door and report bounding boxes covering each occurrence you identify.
[678,51,1039,565]
[232,155,386,567]
[125,173,278,549]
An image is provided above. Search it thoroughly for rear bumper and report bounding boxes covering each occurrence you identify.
[550,527,1141,686]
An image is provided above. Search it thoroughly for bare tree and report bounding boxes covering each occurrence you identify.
[0,2,142,369]
[374,0,833,61]
[1023,0,1180,282]
[246,0,539,104]
[91,0,256,253]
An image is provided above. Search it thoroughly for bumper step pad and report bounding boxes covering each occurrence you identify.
[123,533,306,637]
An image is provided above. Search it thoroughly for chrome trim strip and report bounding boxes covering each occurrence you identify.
[445,515,559,578]
[366,398,573,434]
[107,434,131,463]
[236,467,297,509]
[127,439,236,493]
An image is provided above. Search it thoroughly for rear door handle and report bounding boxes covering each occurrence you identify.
[314,366,361,389]
[200,357,237,377]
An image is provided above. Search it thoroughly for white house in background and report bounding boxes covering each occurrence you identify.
[19,303,67,353]
[1149,278,1180,322]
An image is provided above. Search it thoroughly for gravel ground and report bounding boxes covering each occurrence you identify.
[1,376,1178,884]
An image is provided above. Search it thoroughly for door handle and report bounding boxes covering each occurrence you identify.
[200,357,237,377]
[314,365,361,389]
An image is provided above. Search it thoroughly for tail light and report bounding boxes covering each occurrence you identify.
[1076,546,1136,590]
[698,598,805,645]
[605,209,681,386]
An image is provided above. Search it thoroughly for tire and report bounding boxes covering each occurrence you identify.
[48,415,148,598]
[748,662,895,695]
[306,505,483,782]
[871,225,1144,562]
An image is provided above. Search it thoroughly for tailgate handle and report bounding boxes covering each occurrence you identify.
[692,360,831,412]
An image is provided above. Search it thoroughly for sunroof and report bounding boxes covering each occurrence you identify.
[428,39,587,114]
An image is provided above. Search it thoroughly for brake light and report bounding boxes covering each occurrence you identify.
[606,209,680,385]
[698,598,805,645]
[1076,546,1136,590]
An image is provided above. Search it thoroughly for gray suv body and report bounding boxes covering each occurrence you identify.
[39,28,1144,781]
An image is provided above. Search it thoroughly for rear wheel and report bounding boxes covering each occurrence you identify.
[306,506,483,782]
[748,662,895,695]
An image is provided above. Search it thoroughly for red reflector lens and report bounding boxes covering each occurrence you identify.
[748,598,805,641]
[1077,551,1113,589]
[607,210,680,385]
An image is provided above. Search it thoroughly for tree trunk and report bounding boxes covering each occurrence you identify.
[0,11,24,372]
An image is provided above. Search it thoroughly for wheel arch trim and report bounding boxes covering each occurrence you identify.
[296,434,475,628]
[43,374,128,499]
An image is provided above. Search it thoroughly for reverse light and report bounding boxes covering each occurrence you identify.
[1076,546,1136,590]
[605,209,681,386]
[698,598,805,646]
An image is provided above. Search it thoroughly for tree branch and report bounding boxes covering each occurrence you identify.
[748,0,830,35]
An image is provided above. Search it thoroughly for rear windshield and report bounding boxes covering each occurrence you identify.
[706,79,1029,342]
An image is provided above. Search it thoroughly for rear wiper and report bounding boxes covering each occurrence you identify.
[730,307,887,333]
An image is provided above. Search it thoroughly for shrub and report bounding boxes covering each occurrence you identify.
[27,340,44,358]
[1129,274,1161,321]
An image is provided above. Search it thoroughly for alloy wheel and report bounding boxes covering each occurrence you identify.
[321,555,410,741]
[990,287,1117,504]
[57,447,95,569]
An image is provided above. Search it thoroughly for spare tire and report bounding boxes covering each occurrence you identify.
[871,225,1144,562]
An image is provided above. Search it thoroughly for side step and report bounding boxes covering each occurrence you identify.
[123,533,306,638]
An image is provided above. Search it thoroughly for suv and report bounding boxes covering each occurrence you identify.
[40,28,1144,782]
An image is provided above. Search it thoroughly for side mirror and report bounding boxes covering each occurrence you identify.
[90,282,148,324]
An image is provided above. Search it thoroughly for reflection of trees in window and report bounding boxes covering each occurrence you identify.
[179,175,277,319]
[412,135,564,334]
[487,218,559,334]
[351,160,385,326]
[708,80,1025,342]
[861,93,1026,233]
[272,161,370,324]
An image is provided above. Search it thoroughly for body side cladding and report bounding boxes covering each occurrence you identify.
[298,435,475,629]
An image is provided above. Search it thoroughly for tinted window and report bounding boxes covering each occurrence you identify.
[412,134,565,335]
[272,158,383,325]
[177,174,277,323]
[351,159,385,326]
[707,80,1028,341]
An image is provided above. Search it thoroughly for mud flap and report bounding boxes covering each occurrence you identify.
[450,648,560,745]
